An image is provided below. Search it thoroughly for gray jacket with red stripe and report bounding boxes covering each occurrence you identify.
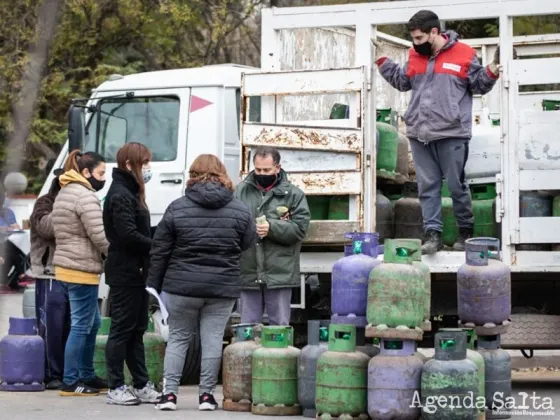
[377,30,498,143]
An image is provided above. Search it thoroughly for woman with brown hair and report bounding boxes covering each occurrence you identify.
[102,142,160,406]
[148,154,256,412]
[52,150,109,396]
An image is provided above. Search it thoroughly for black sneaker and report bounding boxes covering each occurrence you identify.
[45,379,63,390]
[155,393,177,411]
[59,382,99,396]
[421,229,443,255]
[453,227,474,251]
[83,376,108,392]
[199,392,218,411]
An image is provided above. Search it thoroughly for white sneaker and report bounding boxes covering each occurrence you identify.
[133,381,161,404]
[106,385,141,406]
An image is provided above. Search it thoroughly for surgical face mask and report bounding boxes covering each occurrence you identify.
[142,168,152,184]
[413,34,434,56]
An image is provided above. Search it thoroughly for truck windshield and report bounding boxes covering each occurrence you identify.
[84,96,180,162]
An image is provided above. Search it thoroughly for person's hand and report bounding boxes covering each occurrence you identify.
[489,45,517,77]
[256,221,270,239]
[0,257,4,265]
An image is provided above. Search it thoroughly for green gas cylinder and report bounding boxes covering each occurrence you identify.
[93,317,111,380]
[316,324,370,418]
[376,122,399,180]
[393,238,431,331]
[328,196,350,220]
[139,317,165,387]
[553,196,560,251]
[441,180,458,247]
[471,184,498,238]
[367,239,425,329]
[251,326,301,415]
[440,328,486,420]
[94,316,165,387]
[421,330,480,420]
[307,196,330,220]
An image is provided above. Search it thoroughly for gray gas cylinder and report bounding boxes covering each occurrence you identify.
[297,320,330,418]
[22,285,36,318]
[477,335,512,419]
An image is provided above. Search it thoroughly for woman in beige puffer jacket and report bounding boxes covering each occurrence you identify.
[52,149,109,397]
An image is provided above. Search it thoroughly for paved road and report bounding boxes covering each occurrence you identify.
[1,292,559,419]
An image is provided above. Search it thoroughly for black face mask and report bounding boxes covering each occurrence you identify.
[88,176,105,192]
[255,174,277,189]
[413,38,433,56]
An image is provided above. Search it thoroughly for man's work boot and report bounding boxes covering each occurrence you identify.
[453,227,474,251]
[421,229,443,255]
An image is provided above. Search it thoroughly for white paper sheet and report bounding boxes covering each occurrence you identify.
[145,287,169,324]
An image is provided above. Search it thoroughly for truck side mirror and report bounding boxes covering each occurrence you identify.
[68,104,85,152]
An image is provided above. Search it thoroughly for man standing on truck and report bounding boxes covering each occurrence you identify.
[374,10,500,254]
[235,146,311,326]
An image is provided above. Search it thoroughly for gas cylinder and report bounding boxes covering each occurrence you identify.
[328,196,349,220]
[421,330,480,420]
[376,122,399,180]
[457,238,511,328]
[252,326,301,415]
[343,232,380,258]
[22,285,36,318]
[367,239,425,329]
[141,317,165,387]
[394,182,424,240]
[0,317,45,391]
[441,180,458,247]
[391,238,431,330]
[472,184,499,239]
[223,323,261,412]
[93,317,111,380]
[307,196,330,220]
[553,196,560,251]
[356,327,380,359]
[395,133,410,184]
[316,324,370,418]
[518,191,552,251]
[368,339,424,420]
[298,320,330,418]
[441,328,486,420]
[477,335,511,420]
[332,237,382,327]
[376,190,394,242]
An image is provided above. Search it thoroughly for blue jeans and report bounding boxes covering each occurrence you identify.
[61,282,100,386]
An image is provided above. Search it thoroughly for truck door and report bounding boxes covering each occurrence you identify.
[86,88,191,225]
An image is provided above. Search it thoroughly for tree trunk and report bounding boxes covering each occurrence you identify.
[4,0,65,173]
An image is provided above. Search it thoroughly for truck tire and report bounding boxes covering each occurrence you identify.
[501,314,560,350]
[180,329,201,385]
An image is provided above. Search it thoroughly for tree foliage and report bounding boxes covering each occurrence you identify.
[1,0,560,193]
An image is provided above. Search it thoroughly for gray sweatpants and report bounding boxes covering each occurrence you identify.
[240,286,292,326]
[409,138,474,232]
[161,292,235,394]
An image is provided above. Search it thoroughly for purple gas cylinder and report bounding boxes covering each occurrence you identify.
[343,232,380,257]
[333,235,382,327]
[457,238,511,327]
[0,317,45,391]
[368,339,424,420]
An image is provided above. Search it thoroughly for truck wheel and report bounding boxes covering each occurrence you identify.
[180,329,201,385]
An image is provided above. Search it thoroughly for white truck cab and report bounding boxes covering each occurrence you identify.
[41,64,259,224]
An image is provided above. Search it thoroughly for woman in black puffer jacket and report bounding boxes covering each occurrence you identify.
[148,154,256,412]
